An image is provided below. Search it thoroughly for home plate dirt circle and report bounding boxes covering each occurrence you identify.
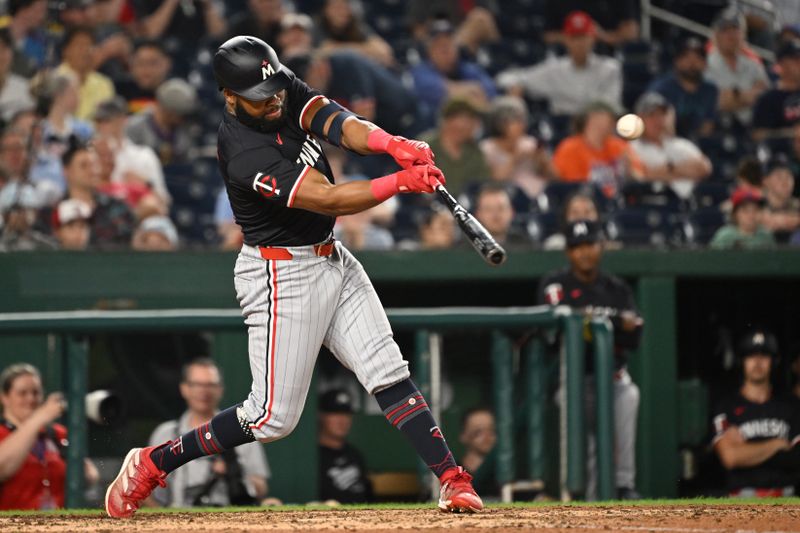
[1,504,799,533]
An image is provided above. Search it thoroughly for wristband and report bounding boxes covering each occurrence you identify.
[369,172,399,202]
[366,128,391,153]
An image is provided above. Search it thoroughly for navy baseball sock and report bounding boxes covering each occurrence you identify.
[149,404,255,473]
[375,378,457,479]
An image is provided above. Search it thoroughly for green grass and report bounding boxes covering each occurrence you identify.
[0,497,798,517]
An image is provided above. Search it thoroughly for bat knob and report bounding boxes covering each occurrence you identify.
[487,247,507,266]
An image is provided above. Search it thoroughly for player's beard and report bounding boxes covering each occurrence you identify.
[235,99,287,133]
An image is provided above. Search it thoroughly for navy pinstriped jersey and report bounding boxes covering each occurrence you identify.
[217,77,335,246]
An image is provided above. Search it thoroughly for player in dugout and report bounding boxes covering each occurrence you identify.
[712,329,800,497]
[537,220,644,500]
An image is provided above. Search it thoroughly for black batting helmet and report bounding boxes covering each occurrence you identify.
[737,328,779,360]
[213,36,292,101]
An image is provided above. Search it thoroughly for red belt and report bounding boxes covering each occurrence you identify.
[258,242,334,260]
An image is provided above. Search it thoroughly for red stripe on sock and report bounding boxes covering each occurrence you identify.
[197,425,213,455]
[385,395,424,421]
[205,424,222,454]
[392,403,428,427]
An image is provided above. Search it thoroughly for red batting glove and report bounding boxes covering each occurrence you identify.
[367,128,435,169]
[370,165,443,201]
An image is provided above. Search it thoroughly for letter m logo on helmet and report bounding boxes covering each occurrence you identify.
[261,60,276,80]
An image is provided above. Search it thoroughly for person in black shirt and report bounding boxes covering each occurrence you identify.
[537,220,644,499]
[318,389,373,504]
[105,35,483,518]
[712,329,800,497]
[753,41,800,147]
[544,0,639,48]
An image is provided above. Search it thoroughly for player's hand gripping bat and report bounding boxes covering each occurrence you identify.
[432,179,507,266]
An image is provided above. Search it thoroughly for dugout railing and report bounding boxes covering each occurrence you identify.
[0,307,614,506]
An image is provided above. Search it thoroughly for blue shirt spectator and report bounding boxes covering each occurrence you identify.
[411,20,496,131]
[648,37,719,139]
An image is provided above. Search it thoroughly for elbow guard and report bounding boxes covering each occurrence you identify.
[309,101,357,147]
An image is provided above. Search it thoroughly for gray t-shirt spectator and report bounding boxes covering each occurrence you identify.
[496,53,622,116]
[705,50,768,124]
[0,74,34,122]
[149,411,270,507]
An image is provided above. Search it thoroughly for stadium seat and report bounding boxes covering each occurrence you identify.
[621,181,684,214]
[605,208,682,247]
[683,208,726,246]
[690,182,731,211]
[539,182,585,213]
[527,211,559,243]
[163,159,223,246]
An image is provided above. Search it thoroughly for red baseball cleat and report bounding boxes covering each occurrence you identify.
[105,446,167,518]
[438,466,483,513]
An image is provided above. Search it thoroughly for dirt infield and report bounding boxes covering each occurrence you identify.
[1,504,799,533]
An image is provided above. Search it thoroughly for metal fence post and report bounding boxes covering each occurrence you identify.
[491,330,514,501]
[591,318,615,501]
[63,334,88,509]
[524,336,547,483]
[561,313,585,498]
[413,329,433,499]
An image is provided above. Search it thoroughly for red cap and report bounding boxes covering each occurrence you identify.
[730,187,765,210]
[563,11,596,36]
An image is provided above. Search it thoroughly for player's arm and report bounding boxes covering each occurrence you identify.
[713,426,790,470]
[292,165,441,217]
[300,97,435,168]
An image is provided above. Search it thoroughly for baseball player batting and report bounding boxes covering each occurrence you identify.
[105,36,482,516]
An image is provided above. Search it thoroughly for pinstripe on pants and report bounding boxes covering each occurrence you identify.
[234,241,410,442]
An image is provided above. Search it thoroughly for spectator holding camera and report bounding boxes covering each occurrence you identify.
[712,329,800,497]
[149,358,269,507]
[0,363,99,509]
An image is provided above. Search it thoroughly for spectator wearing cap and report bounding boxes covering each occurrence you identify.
[710,187,775,249]
[315,0,395,67]
[543,0,639,48]
[317,389,373,504]
[419,97,490,196]
[93,97,170,207]
[0,181,56,251]
[497,11,622,120]
[630,92,712,200]
[126,78,199,165]
[552,102,644,199]
[54,138,135,249]
[7,0,50,78]
[705,8,769,127]
[115,41,173,114]
[542,190,601,250]
[0,29,34,124]
[276,13,315,58]
[51,198,91,250]
[538,219,643,500]
[712,329,800,498]
[760,155,800,243]
[228,0,286,53]
[132,215,179,251]
[285,50,420,138]
[410,19,496,132]
[55,26,116,121]
[752,41,800,146]
[648,36,719,139]
[407,1,500,57]
[29,70,94,196]
[135,0,226,41]
[473,183,530,248]
[480,95,554,199]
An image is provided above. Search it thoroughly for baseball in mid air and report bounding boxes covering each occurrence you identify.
[616,113,645,140]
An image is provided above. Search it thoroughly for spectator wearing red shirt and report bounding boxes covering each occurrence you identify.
[0,364,98,510]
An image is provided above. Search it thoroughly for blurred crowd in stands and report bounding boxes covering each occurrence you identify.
[0,0,799,252]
